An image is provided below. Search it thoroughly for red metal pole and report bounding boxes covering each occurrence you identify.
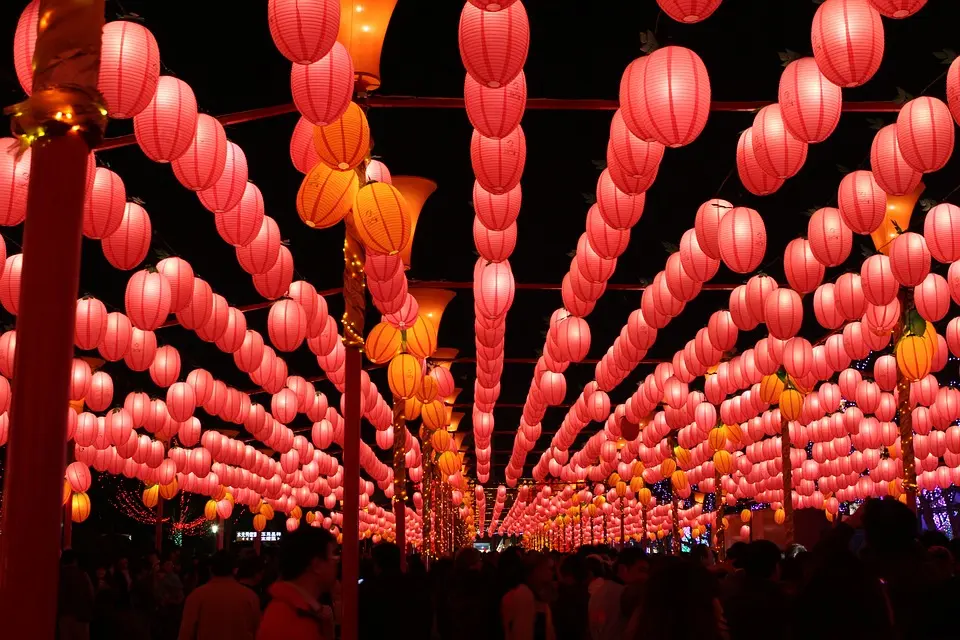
[0,3,105,633]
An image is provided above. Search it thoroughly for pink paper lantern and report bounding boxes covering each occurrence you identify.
[860,254,899,305]
[253,246,294,300]
[888,232,930,286]
[125,269,172,331]
[764,289,803,340]
[474,218,517,263]
[608,109,664,183]
[82,167,126,239]
[655,0,722,22]
[197,142,248,213]
[267,0,339,64]
[13,1,38,96]
[133,76,198,162]
[914,273,950,322]
[98,21,160,118]
[778,57,842,143]
[751,104,808,178]
[470,127,526,195]
[171,114,228,191]
[596,170,645,230]
[102,203,152,271]
[459,2,529,89]
[237,217,281,276]
[837,170,886,234]
[290,117,320,173]
[464,72,526,139]
[215,182,265,248]
[784,238,825,294]
[811,0,884,88]
[290,42,354,126]
[75,297,108,351]
[99,312,132,362]
[175,278,214,331]
[868,0,926,18]
[870,124,922,196]
[156,257,195,314]
[268,299,307,352]
[737,128,784,196]
[473,181,521,232]
[149,345,181,388]
[896,97,955,173]
[718,207,766,274]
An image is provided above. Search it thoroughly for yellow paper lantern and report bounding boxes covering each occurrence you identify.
[71,492,91,523]
[63,480,72,506]
[142,484,159,509]
[779,388,804,422]
[260,503,276,520]
[708,427,727,452]
[638,487,652,506]
[430,429,451,452]
[629,476,644,493]
[253,514,267,532]
[741,508,752,523]
[387,353,422,399]
[774,508,786,525]
[296,162,359,229]
[674,446,691,468]
[660,458,677,478]
[421,399,447,431]
[159,479,179,500]
[405,314,438,359]
[760,373,785,404]
[204,499,218,521]
[437,451,460,476]
[671,470,688,493]
[313,102,370,170]
[415,373,439,403]
[365,322,402,364]
[403,396,422,420]
[713,450,733,475]
[352,182,411,256]
[897,334,932,382]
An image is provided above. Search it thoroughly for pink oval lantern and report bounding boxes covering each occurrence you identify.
[737,128,784,195]
[718,207,766,274]
[870,124,922,196]
[98,21,161,118]
[896,97,955,173]
[837,170,886,235]
[888,232,930,287]
[811,0,884,88]
[267,0,339,64]
[102,203,152,271]
[459,2,529,89]
[808,207,852,267]
[290,43,354,126]
[778,57,842,143]
[751,104,808,178]
[465,72,526,139]
[133,76,198,162]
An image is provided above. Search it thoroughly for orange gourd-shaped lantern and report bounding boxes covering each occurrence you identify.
[774,508,786,525]
[779,388,804,422]
[204,499,218,521]
[713,450,733,475]
[313,102,370,171]
[253,514,267,532]
[897,334,932,381]
[660,458,677,477]
[71,492,91,523]
[741,508,752,523]
[759,374,785,404]
[365,322,402,364]
[352,183,411,255]
[437,451,461,477]
[297,162,359,229]
[387,353,421,399]
[431,429,451,452]
[405,315,438,359]
[142,485,159,509]
[416,374,439,403]
[421,399,447,431]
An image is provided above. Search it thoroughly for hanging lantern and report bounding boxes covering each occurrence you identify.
[655,0,722,22]
[125,269,172,331]
[351,183,411,255]
[13,0,38,95]
[124,327,157,372]
[149,345,181,388]
[837,170,887,235]
[736,128,784,196]
[166,382,196,422]
[268,0,340,64]
[422,399,449,431]
[71,492,91,523]
[751,104,808,178]
[99,312,132,362]
[175,279,214,331]
[69,359,92,402]
[171,114,228,191]
[474,260,515,319]
[624,46,711,148]
[765,289,803,340]
[0,140,31,227]
[290,117,321,173]
[718,207,766,274]
[811,0,884,88]
[465,72,526,139]
[75,297,108,351]
[895,97,955,173]
[82,167,126,239]
[198,142,248,214]
[98,20,161,118]
[870,184,924,255]
[608,110,664,185]
[268,299,307,352]
[102,203,152,271]
[156,257,196,314]
[784,238,824,294]
[296,162,359,229]
[405,315,438,359]
[596,171,645,231]
[313,102,370,170]
[807,207,851,267]
[868,0,926,18]
[234,330,265,374]
[215,182,265,248]
[387,353,421,399]
[458,2,529,89]
[337,0,400,91]
[365,322,401,364]
[949,58,960,127]
[474,218,516,263]
[471,127,526,195]
[214,306,248,353]
[925,203,960,264]
[778,57,842,144]
[870,124,922,196]
[236,217,281,275]
[290,42,355,125]
[888,232,930,286]
[133,76,199,162]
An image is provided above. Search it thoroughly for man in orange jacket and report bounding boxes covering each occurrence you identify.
[257,527,339,640]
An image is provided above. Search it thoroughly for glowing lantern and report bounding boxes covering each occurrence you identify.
[925,203,960,264]
[405,315,438,359]
[313,102,370,171]
[102,203,152,270]
[83,167,126,239]
[896,97,954,173]
[0,141,31,227]
[99,312,132,362]
[474,182,521,233]
[556,316,591,363]
[608,110,664,185]
[291,42,355,125]
[471,127,526,195]
[337,0,399,90]
[888,232,930,286]
[171,114,228,191]
[656,0,722,22]
[268,0,339,64]
[365,323,401,364]
[465,72,526,140]
[778,57,842,143]
[75,298,108,351]
[811,0,884,88]
[458,2,529,89]
[268,299,307,352]
[949,58,960,127]
[751,104,808,178]
[694,199,732,260]
[737,128,784,195]
[290,117,320,173]
[897,335,932,381]
[421,399,448,431]
[214,307,247,354]
[198,142,248,213]
[388,353,421,399]
[71,492,91,523]
[352,183,411,256]
[150,345,181,388]
[124,327,157,372]
[765,289,803,340]
[718,207,766,274]
[870,124,922,196]
[837,170,886,234]
[807,207,851,267]
[167,382,196,422]
[868,0,925,17]
[914,274,950,323]
[474,260,515,319]
[125,269,172,331]
[860,254,899,305]
[296,162,360,229]
[213,184,265,249]
[175,279,214,331]
[272,388,299,424]
[155,257,195,314]
[98,21,160,118]
[237,217,281,275]
[783,238,825,294]
[234,330,265,373]
[86,371,113,412]
[438,451,461,477]
[13,1,38,95]
[596,171,645,231]
[779,388,803,422]
[133,76,198,162]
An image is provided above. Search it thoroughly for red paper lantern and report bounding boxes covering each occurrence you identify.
[99,312,132,362]
[166,382,196,422]
[196,294,229,343]
[133,76,198,162]
[914,273,950,322]
[175,278,213,331]
[272,388,299,425]
[75,297,108,351]
[925,204,960,264]
[253,246,294,300]
[289,280,324,334]
[186,369,215,407]
[679,228,719,283]
[765,289,803,340]
[0,141,31,226]
[290,42,354,126]
[595,170,645,231]
[608,109,664,183]
[751,104,808,178]
[69,359,91,401]
[870,124,922,196]
[625,46,711,148]
[0,254,22,316]
[729,285,759,331]
[778,57,842,144]
[693,198,732,261]
[197,142,248,213]
[124,327,157,372]
[737,128,784,196]
[98,21,161,118]
[474,218,517,262]
[837,170,886,234]
[155,257,195,314]
[473,181,521,231]
[474,259,515,319]
[835,272,866,320]
[267,0,339,64]
[459,2,529,89]
[888,231,930,287]
[745,274,778,322]
[718,207,766,274]
[585,206,630,260]
[149,345,181,388]
[465,72,526,139]
[82,167,125,239]
[102,203,152,270]
[860,254,899,305]
[0,330,16,379]
[214,308,247,354]
[268,299,307,352]
[896,97,955,173]
[470,127,526,195]
[215,182,265,248]
[125,269,172,331]
[13,1,38,95]
[784,238,825,294]
[237,217,281,275]
[234,330,265,373]
[171,114,228,191]
[807,207,852,267]
[86,372,113,413]
[555,316,591,363]
[290,116,320,173]
[868,0,926,18]
[655,0,722,22]
[811,0,884,88]
[948,58,960,127]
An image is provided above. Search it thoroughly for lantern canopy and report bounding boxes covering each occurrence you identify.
[409,288,456,336]
[870,183,924,255]
[392,176,438,269]
[338,0,399,91]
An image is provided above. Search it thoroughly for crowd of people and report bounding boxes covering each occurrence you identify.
[57,498,960,640]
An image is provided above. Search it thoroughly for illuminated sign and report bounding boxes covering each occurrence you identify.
[235,531,282,542]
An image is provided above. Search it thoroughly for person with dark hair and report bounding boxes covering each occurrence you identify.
[553,555,589,640]
[722,540,785,640]
[236,553,268,609]
[178,551,260,640]
[617,548,650,623]
[441,547,496,640]
[501,551,556,640]
[628,557,727,640]
[58,550,95,640]
[257,527,339,640]
[359,543,426,640]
